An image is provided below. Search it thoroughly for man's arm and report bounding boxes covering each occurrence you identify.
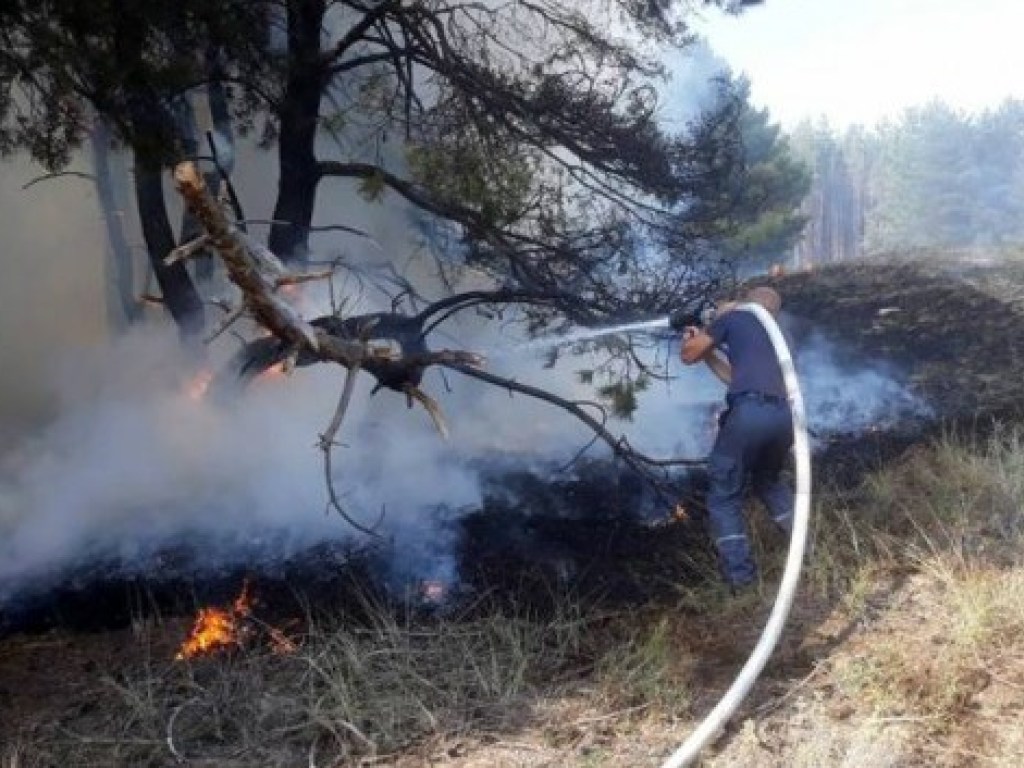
[704,349,732,384]
[680,329,732,381]
[680,327,715,364]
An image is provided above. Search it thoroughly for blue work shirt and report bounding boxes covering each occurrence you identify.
[708,309,786,398]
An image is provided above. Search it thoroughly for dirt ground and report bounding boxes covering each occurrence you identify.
[4,252,1024,767]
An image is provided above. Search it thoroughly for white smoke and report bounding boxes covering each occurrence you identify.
[797,331,932,435]
[0,27,929,606]
[0,301,932,604]
[658,38,733,130]
[0,331,493,597]
[497,318,933,464]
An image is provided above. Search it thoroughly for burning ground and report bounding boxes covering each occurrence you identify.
[3,253,1024,766]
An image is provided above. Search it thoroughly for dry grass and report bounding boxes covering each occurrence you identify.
[6,428,1024,767]
[695,427,1024,767]
[781,428,1024,765]
[1,589,695,767]
[804,426,1024,589]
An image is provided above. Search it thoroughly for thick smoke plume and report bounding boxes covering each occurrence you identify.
[0,306,929,606]
[0,39,929,607]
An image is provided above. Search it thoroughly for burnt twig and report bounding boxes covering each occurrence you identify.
[444,363,707,480]
[319,358,385,537]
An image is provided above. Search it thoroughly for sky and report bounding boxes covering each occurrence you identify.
[692,0,1024,130]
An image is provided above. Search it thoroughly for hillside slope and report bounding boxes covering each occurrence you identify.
[3,254,1024,768]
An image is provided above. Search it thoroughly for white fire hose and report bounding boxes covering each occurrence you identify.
[660,302,812,768]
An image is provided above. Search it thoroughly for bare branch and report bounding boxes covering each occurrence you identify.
[319,357,385,537]
[319,0,399,67]
[444,363,707,473]
[404,385,450,439]
[274,269,335,289]
[21,170,95,190]
[204,303,246,345]
[241,219,376,240]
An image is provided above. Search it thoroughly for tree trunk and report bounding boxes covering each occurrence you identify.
[267,0,327,263]
[90,119,139,329]
[113,5,205,341]
[134,156,206,341]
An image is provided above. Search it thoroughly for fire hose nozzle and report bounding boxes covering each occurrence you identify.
[669,299,716,332]
[669,309,700,332]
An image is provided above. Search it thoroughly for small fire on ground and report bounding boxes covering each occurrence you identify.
[175,580,299,661]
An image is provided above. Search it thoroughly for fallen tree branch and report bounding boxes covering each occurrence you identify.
[175,162,323,354]
[274,269,335,289]
[319,357,385,537]
[164,234,212,266]
[174,159,700,526]
[174,161,481,385]
[203,303,246,344]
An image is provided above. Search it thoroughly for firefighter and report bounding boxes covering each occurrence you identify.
[679,287,794,592]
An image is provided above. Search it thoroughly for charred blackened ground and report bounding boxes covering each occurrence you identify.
[6,256,1023,639]
[774,255,1024,418]
[457,460,716,611]
[0,539,388,636]
[760,256,1024,486]
[0,460,713,636]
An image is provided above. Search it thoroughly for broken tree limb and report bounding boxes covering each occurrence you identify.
[319,357,385,537]
[175,157,703,518]
[274,269,335,289]
[203,303,246,345]
[236,230,289,280]
[174,162,322,354]
[174,160,483,430]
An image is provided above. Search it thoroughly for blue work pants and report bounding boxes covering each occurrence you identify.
[706,395,794,587]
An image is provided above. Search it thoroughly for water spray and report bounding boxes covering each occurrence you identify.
[513,316,672,354]
[659,301,812,767]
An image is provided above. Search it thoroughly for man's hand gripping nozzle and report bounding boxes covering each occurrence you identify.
[669,298,717,333]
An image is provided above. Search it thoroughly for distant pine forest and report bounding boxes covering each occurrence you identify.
[791,98,1024,264]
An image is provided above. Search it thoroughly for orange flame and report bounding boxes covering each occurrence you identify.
[175,581,300,660]
[175,582,254,661]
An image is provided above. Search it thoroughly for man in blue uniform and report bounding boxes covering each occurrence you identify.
[680,287,794,590]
